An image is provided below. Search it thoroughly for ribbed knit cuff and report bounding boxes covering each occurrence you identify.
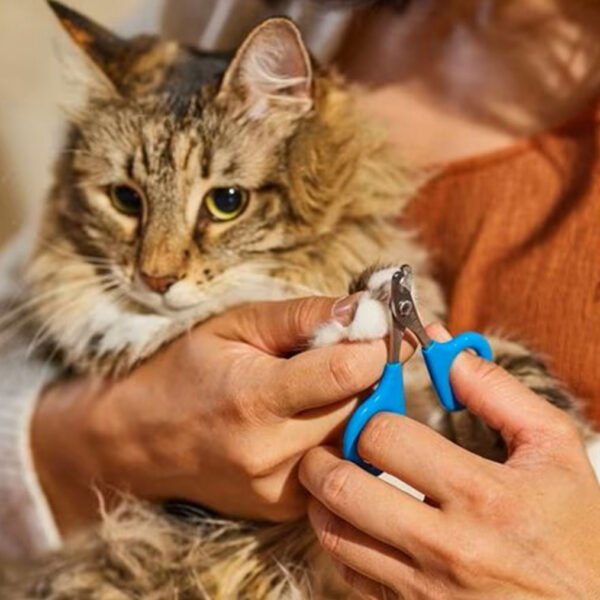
[0,344,61,558]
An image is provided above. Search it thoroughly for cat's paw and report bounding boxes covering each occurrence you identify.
[312,265,400,348]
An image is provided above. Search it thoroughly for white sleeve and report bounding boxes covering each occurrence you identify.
[0,231,61,559]
[586,438,600,481]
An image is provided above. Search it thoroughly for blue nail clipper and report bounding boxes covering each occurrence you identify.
[342,265,493,474]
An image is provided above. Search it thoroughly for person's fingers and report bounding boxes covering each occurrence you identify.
[426,323,578,453]
[300,447,442,557]
[285,399,357,446]
[238,400,359,476]
[308,499,420,597]
[357,413,493,503]
[210,295,362,355]
[254,340,389,417]
[333,564,396,600]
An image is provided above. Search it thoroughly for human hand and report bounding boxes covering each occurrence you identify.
[31,295,407,536]
[300,324,600,599]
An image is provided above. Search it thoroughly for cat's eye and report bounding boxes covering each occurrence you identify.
[110,184,143,216]
[204,187,249,221]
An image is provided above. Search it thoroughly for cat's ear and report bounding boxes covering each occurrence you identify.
[48,1,127,92]
[218,18,313,119]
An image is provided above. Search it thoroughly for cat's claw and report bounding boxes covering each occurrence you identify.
[312,266,401,347]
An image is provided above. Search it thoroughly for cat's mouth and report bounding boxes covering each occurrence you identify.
[124,278,208,318]
[97,267,205,319]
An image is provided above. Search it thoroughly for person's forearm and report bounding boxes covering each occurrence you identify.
[30,376,114,536]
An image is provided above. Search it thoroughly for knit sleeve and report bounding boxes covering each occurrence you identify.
[0,232,61,558]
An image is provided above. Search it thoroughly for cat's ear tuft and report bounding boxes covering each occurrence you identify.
[48,1,127,90]
[219,18,313,119]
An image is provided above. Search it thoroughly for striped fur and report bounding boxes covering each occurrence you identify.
[2,5,592,600]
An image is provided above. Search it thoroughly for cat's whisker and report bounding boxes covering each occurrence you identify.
[40,239,115,261]
[40,240,116,266]
[0,276,118,353]
[43,253,114,267]
[27,289,122,360]
[27,294,112,356]
[26,280,121,356]
[39,284,138,368]
[0,275,114,332]
[0,289,111,351]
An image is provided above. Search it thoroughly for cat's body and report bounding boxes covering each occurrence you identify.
[0,3,592,598]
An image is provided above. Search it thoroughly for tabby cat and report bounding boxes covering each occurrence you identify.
[1,2,591,598]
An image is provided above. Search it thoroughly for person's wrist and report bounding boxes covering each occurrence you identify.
[30,375,112,536]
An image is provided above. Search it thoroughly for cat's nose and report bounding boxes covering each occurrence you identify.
[140,272,179,294]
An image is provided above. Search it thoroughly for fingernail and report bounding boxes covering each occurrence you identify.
[332,293,362,326]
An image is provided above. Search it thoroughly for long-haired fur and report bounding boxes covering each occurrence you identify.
[0,3,592,599]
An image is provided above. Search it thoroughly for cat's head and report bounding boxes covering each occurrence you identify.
[30,1,408,367]
[44,2,342,316]
[22,3,411,372]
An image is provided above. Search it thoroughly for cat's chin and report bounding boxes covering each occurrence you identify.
[124,291,204,321]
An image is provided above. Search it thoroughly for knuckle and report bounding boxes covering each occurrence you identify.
[470,358,506,387]
[224,433,280,478]
[288,298,321,340]
[230,389,251,421]
[227,380,268,426]
[437,534,482,579]
[456,470,522,531]
[328,347,362,395]
[321,462,354,508]
[250,476,287,506]
[463,475,506,514]
[221,374,247,417]
[529,412,582,462]
[254,495,306,523]
[317,514,344,558]
[549,412,580,443]
[361,413,396,455]
[410,580,451,600]
[251,477,308,523]
[224,354,278,423]
[451,537,478,567]
[240,450,280,478]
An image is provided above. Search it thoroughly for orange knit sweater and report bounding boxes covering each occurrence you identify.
[404,102,600,427]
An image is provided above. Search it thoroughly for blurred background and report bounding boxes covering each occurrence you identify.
[0,0,161,246]
[0,0,353,247]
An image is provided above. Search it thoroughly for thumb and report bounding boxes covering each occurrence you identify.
[427,323,567,450]
[212,294,362,355]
